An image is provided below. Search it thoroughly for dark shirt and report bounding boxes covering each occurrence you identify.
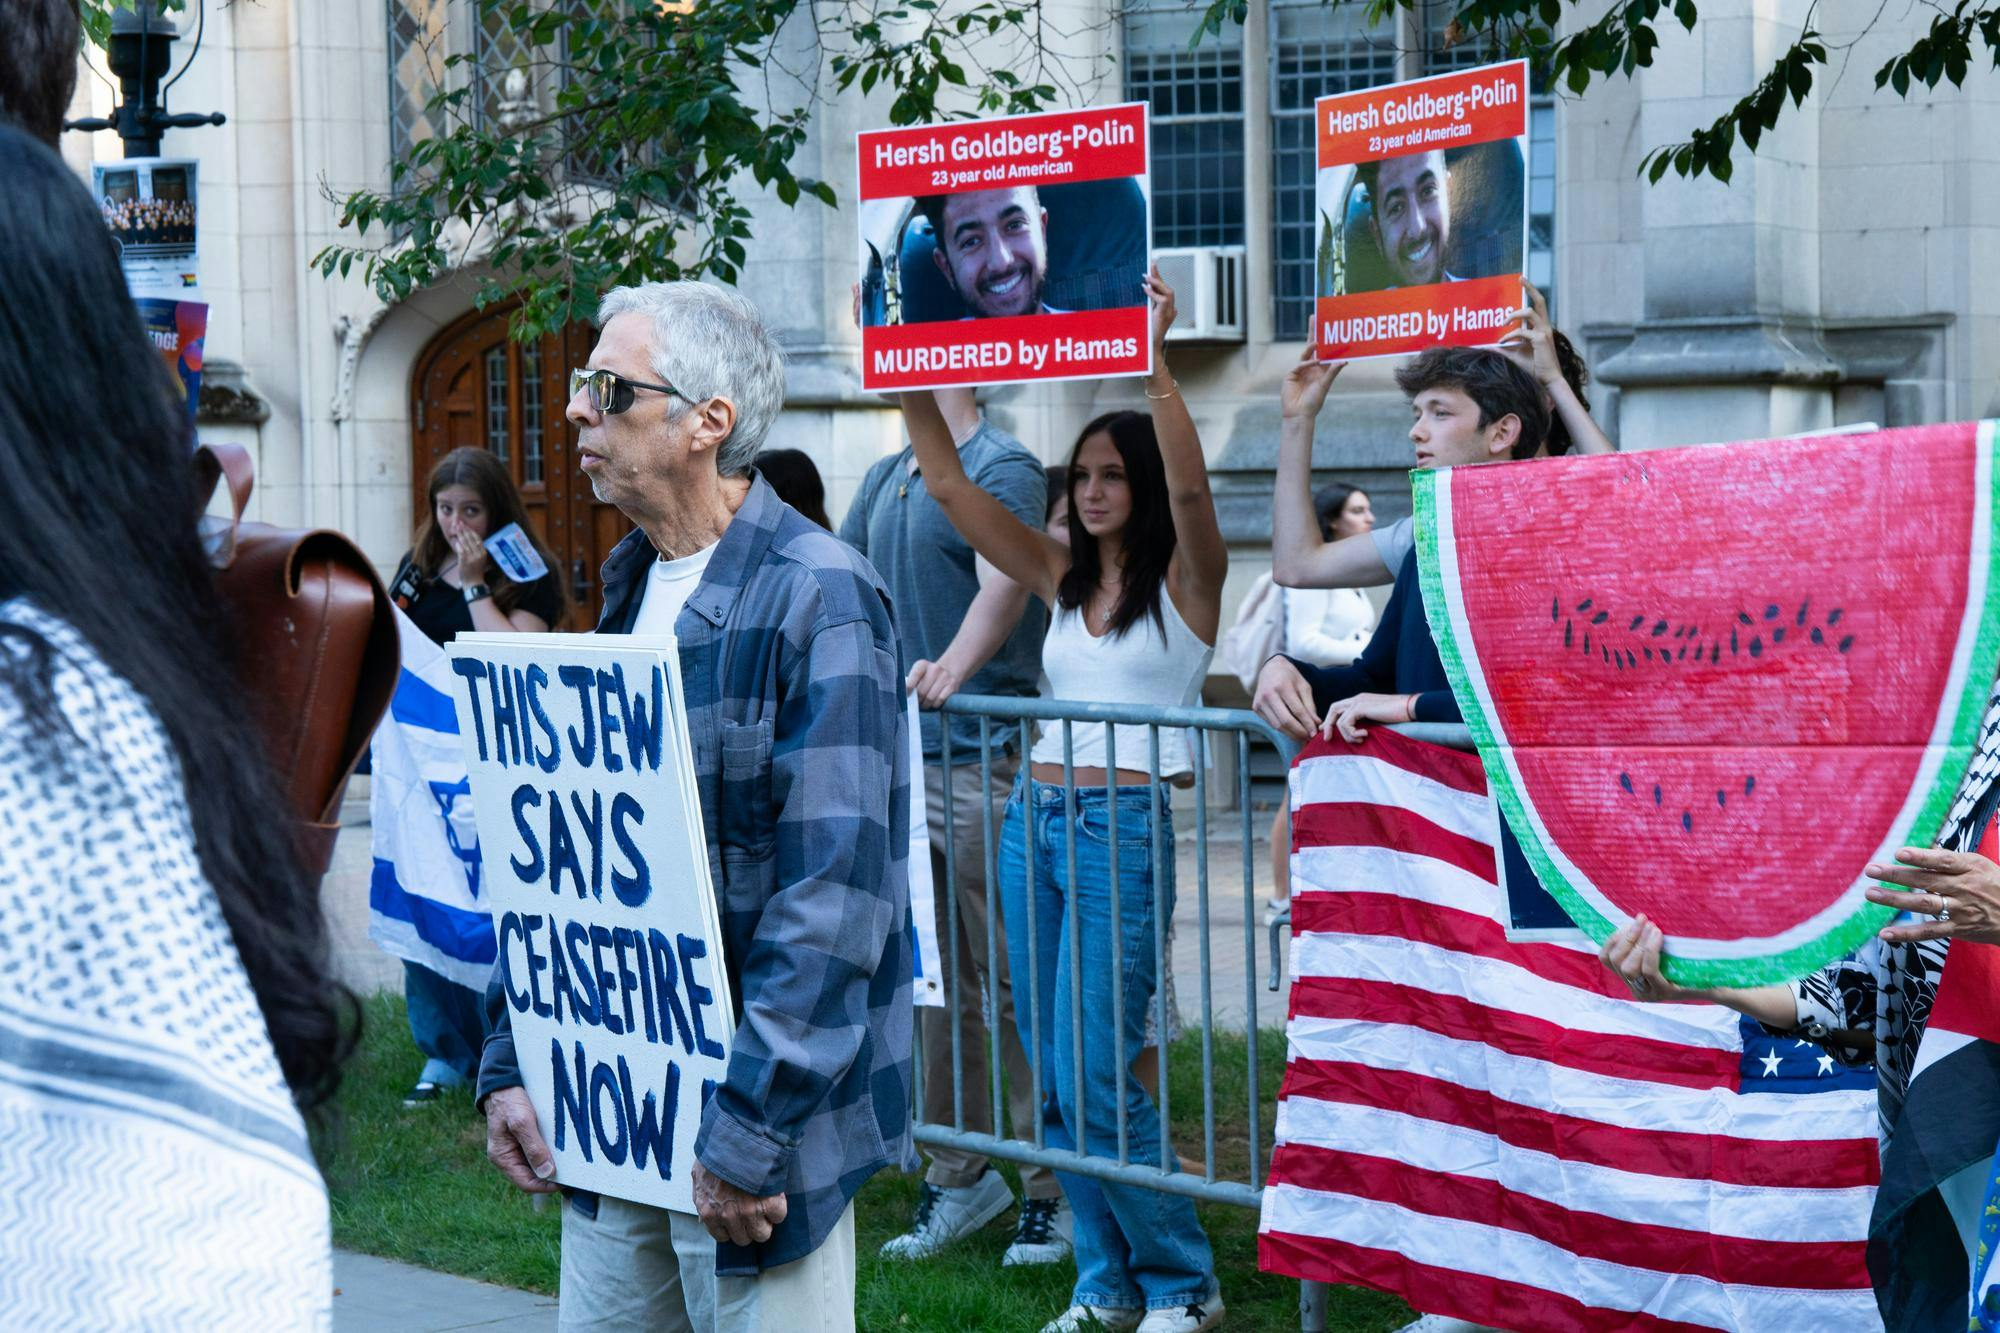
[1287,547,1460,724]
[395,552,564,647]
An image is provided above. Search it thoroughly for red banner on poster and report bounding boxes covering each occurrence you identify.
[1314,61,1529,361]
[856,104,1152,392]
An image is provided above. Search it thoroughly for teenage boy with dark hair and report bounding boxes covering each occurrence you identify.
[1253,345,1551,744]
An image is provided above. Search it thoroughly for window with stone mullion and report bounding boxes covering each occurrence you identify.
[1121,2,1247,251]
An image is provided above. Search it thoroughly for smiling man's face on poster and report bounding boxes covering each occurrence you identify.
[1372,149,1451,288]
[928,185,1051,319]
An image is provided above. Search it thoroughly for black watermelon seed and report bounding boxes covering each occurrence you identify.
[1730,629,1739,654]
[1552,595,1561,622]
[1765,605,1779,620]
[1745,775,1756,795]
[1796,601,1809,626]
[1630,615,1645,631]
[1737,611,1752,625]
[1682,811,1692,832]
[1584,633,1592,654]
[1828,608,1844,625]
[1653,785,1662,806]
[1602,646,1611,664]
[1591,611,1609,625]
[1839,634,1855,653]
[1716,789,1726,807]
[1749,636,1763,658]
[1565,621,1574,648]
[1643,646,1653,661]
[1710,644,1721,664]
[1620,772,1633,793]
[1677,645,1688,661]
[1652,619,1669,636]
[1577,598,1594,612]
[1811,627,1824,645]
[1772,627,1786,644]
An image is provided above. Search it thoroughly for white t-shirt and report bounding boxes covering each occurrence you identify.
[628,542,718,638]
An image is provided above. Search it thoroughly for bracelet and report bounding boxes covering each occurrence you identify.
[1143,379,1179,401]
[463,583,492,604]
[1404,693,1418,723]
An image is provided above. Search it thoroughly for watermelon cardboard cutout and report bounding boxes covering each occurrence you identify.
[1415,421,2000,987]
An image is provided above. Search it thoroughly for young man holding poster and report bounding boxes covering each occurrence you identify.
[839,377,1071,1267]
[477,281,914,1331]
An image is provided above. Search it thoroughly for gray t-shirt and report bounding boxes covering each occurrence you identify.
[1371,515,1416,576]
[839,420,1048,761]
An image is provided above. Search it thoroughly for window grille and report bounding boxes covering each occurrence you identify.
[484,344,512,465]
[1122,4,1246,249]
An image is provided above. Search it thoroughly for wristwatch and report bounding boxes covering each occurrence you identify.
[463,583,492,604]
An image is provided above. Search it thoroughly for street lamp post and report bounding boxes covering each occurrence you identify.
[65,1,226,157]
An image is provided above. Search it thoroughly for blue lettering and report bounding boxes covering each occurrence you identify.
[497,912,530,1013]
[612,928,641,1038]
[648,929,695,1055]
[610,792,650,907]
[615,663,665,773]
[510,784,544,883]
[591,1060,630,1166]
[546,912,572,1026]
[488,661,523,768]
[590,925,624,1036]
[568,790,605,900]
[526,665,560,774]
[632,932,660,1045]
[677,933,726,1060]
[620,1054,680,1179]
[565,921,602,1025]
[558,664,597,768]
[548,793,586,899]
[450,658,491,760]
[551,1038,590,1159]
[524,913,553,1019]
[595,668,625,773]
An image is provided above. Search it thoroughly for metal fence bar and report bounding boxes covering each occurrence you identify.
[980,716,1002,1138]
[1194,727,1216,1184]
[913,1122,1262,1209]
[1105,725,1128,1167]
[940,730,963,1134]
[1240,728,1262,1189]
[1063,725,1082,1157]
[1150,723,1170,1173]
[1024,717,1045,1147]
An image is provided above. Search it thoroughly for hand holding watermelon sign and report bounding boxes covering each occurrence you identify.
[1418,421,2000,986]
[1865,845,2000,945]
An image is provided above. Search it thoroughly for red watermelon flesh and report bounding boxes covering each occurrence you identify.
[1416,422,1999,986]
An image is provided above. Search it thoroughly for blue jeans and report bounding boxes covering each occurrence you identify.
[999,777,1215,1311]
[403,961,485,1088]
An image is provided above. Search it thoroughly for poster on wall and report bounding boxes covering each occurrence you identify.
[1313,60,1528,361]
[134,296,207,433]
[92,157,201,295]
[857,103,1152,392]
[446,633,732,1213]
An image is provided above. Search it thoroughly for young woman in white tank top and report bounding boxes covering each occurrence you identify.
[903,269,1229,1333]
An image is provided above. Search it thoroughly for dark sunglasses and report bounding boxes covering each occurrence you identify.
[569,366,698,416]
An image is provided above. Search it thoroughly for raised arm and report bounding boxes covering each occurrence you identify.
[1147,267,1228,639]
[900,389,1067,604]
[1498,282,1615,457]
[1270,349,1397,590]
[907,556,1032,708]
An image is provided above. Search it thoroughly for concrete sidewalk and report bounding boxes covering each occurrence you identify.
[334,1251,556,1332]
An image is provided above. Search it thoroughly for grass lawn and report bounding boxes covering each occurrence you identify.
[319,992,1410,1332]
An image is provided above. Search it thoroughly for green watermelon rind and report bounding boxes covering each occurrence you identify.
[1413,425,2000,989]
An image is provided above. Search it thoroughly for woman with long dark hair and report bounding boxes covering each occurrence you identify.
[390,447,564,1104]
[903,269,1228,1333]
[0,125,353,1324]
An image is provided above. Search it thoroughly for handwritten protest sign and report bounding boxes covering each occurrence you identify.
[1314,60,1528,361]
[857,104,1152,391]
[446,634,730,1213]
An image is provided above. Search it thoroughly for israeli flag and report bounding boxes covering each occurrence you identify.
[367,607,496,990]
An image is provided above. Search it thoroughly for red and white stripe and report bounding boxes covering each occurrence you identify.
[1258,729,1883,1332]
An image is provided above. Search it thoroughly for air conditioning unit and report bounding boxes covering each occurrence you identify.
[1154,245,1246,344]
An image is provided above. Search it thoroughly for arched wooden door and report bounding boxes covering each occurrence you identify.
[410,305,629,627]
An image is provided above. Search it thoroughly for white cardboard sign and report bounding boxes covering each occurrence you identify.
[446,633,731,1213]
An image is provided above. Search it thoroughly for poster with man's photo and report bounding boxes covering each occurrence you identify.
[92,157,201,296]
[1314,60,1529,361]
[857,103,1152,392]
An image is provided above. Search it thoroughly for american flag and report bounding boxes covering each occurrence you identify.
[1258,728,1884,1332]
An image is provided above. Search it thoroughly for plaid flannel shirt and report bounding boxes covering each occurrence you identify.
[478,473,917,1274]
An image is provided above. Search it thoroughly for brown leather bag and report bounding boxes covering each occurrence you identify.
[196,443,401,880]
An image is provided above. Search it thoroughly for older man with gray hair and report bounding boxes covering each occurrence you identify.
[477,281,916,1331]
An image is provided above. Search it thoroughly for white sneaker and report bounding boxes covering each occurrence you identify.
[877,1167,1015,1260]
[1040,1306,1143,1333]
[1003,1196,1073,1266]
[1136,1292,1225,1333]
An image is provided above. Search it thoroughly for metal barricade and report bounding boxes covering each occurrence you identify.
[911,693,1294,1220]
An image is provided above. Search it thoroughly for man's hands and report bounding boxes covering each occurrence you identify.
[484,1086,559,1194]
[1598,915,1694,1004]
[692,1162,789,1246]
[1281,344,1345,421]
[1866,847,2000,945]
[1252,655,1319,742]
[1319,692,1415,744]
[1496,282,1560,388]
[906,659,962,709]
